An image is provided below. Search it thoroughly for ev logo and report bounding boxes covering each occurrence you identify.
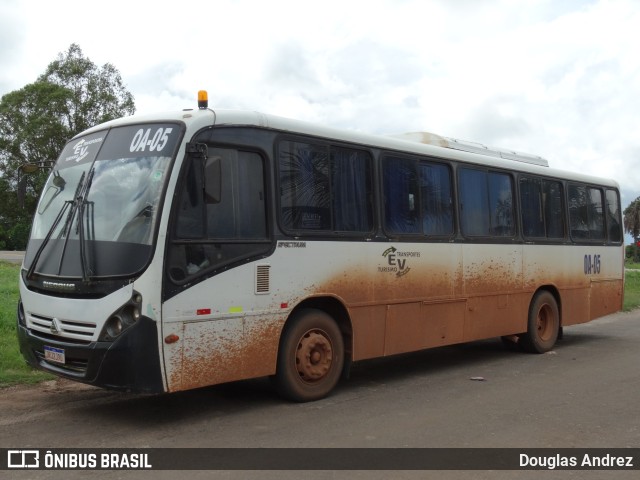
[73,140,90,163]
[379,246,419,278]
[7,450,39,468]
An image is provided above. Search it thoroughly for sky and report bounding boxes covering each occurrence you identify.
[1,0,640,226]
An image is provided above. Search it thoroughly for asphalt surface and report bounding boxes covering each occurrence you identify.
[0,309,638,479]
[0,251,24,265]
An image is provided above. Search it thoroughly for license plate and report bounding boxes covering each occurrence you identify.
[44,346,65,364]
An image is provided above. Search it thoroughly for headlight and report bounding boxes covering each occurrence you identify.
[98,291,143,342]
[105,316,123,338]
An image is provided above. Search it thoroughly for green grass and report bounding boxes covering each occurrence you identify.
[1,259,640,387]
[623,269,640,312]
[0,261,53,387]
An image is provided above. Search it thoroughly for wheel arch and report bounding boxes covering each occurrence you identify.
[284,295,353,374]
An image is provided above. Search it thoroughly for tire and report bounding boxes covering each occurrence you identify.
[275,308,344,402]
[520,291,560,353]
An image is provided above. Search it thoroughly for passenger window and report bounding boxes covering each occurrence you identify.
[569,184,605,241]
[279,141,373,233]
[331,147,374,232]
[520,177,564,240]
[544,181,565,239]
[419,162,453,235]
[383,157,420,234]
[459,168,513,237]
[606,189,622,243]
[488,172,514,236]
[520,177,545,238]
[279,141,330,230]
[383,157,453,236]
[459,168,489,236]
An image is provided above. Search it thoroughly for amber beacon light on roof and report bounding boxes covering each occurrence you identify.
[198,90,208,109]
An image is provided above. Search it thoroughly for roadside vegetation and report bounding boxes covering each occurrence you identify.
[1,260,640,387]
[0,261,53,387]
[623,269,640,312]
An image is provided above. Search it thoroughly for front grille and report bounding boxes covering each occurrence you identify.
[28,313,96,344]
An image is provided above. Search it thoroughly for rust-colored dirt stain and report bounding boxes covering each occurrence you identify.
[166,244,622,392]
[169,317,283,392]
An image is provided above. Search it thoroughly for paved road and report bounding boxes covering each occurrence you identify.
[1,311,638,479]
[0,251,24,265]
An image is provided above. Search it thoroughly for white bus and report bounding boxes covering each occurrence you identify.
[17,92,624,401]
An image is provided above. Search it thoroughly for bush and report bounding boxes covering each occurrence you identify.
[7,221,31,250]
[626,244,640,262]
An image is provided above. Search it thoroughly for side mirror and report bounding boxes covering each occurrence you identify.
[204,155,221,204]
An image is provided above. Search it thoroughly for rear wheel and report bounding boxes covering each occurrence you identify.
[275,308,344,402]
[520,291,560,353]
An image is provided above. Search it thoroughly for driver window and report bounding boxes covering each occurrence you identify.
[169,147,269,282]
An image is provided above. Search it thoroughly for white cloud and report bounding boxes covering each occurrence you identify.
[0,0,29,94]
[3,0,640,214]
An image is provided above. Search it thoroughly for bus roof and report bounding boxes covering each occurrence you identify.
[81,107,619,189]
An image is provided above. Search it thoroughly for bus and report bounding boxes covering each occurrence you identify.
[17,91,624,401]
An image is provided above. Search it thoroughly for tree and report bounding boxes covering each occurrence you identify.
[624,196,640,262]
[38,43,135,133]
[624,197,640,243]
[0,44,135,250]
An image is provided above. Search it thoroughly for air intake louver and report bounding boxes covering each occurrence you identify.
[256,265,271,294]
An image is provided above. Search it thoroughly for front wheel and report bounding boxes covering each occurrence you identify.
[520,291,560,353]
[274,309,344,402]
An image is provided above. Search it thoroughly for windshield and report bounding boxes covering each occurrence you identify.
[25,123,181,279]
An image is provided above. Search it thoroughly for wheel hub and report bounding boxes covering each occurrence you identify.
[537,304,553,341]
[296,330,333,382]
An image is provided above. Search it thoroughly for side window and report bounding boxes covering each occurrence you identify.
[278,141,373,233]
[588,188,605,240]
[544,180,565,239]
[419,162,453,235]
[520,177,544,237]
[331,147,374,232]
[383,156,453,236]
[489,172,514,236]
[206,149,266,239]
[605,189,622,243]
[569,184,605,241]
[459,168,514,237]
[175,159,205,239]
[279,141,330,230]
[520,177,565,240]
[459,168,489,236]
[169,147,269,282]
[383,157,420,234]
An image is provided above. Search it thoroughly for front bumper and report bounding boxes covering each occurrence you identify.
[17,315,165,394]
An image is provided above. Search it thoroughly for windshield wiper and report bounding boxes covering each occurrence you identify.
[27,172,86,280]
[76,168,95,283]
[26,199,73,280]
[56,171,89,277]
[27,171,86,280]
